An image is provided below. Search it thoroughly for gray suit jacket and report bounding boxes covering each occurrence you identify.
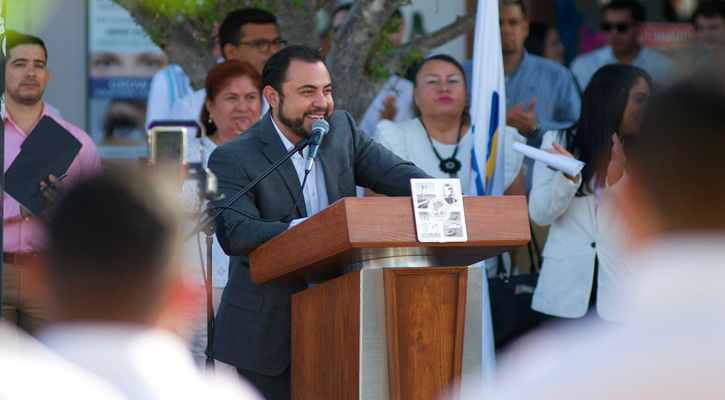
[208,110,429,375]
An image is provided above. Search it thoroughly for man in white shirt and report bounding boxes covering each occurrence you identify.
[570,0,676,89]
[168,8,281,122]
[39,172,262,400]
[0,323,127,400]
[471,66,725,400]
[145,63,194,130]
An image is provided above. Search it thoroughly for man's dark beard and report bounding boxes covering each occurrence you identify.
[277,95,329,139]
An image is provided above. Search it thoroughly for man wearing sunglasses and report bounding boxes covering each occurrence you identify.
[167,8,284,122]
[570,0,676,89]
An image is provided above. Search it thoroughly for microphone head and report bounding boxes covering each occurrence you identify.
[311,119,330,136]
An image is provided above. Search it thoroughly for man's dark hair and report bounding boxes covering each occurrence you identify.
[219,8,277,56]
[262,45,326,95]
[6,30,48,62]
[499,0,527,20]
[692,2,725,23]
[48,172,180,321]
[603,0,646,23]
[631,66,725,230]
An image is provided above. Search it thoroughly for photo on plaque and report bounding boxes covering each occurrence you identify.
[411,179,468,243]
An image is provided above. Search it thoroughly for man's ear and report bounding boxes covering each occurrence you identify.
[264,86,280,110]
[222,43,236,61]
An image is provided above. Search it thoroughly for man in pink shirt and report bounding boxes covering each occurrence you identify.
[3,31,102,334]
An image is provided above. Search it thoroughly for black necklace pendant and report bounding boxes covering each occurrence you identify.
[439,157,461,175]
[419,118,466,176]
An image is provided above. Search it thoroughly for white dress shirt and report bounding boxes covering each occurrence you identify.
[270,116,329,225]
[41,324,263,400]
[475,234,725,400]
[0,323,127,400]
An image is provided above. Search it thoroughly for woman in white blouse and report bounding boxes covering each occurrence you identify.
[375,54,525,194]
[182,59,262,366]
[529,64,652,321]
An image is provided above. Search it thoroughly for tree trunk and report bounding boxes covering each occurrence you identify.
[112,0,477,120]
[271,0,319,47]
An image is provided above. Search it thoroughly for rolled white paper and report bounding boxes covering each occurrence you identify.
[512,142,585,177]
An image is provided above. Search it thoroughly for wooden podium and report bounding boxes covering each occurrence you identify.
[249,196,529,400]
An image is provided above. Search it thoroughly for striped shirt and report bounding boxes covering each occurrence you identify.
[145,64,192,130]
[505,51,581,191]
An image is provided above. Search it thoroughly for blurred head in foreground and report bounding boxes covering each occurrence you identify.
[625,65,725,243]
[47,171,189,326]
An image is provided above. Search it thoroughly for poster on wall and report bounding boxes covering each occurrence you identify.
[87,0,168,159]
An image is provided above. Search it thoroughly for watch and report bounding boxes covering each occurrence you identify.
[529,123,542,135]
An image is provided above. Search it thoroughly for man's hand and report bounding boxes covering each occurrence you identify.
[39,174,65,212]
[506,99,538,135]
[20,206,32,221]
[378,95,398,122]
[607,133,625,187]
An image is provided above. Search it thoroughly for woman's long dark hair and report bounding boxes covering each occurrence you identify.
[564,64,652,195]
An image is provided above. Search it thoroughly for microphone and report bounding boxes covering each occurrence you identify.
[304,119,330,173]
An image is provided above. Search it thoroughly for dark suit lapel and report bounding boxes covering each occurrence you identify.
[259,113,307,218]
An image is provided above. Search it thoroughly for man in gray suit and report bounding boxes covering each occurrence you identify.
[208,46,430,399]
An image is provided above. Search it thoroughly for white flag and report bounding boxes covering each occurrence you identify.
[469,0,507,197]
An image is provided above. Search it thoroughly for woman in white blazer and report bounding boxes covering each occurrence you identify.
[529,64,652,321]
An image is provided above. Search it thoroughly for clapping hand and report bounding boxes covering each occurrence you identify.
[607,133,625,186]
[506,99,538,135]
[39,174,65,215]
[378,95,398,121]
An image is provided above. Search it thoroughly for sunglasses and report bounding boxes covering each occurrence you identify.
[602,22,631,33]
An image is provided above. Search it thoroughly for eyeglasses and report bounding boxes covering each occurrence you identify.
[236,38,288,52]
[601,22,631,33]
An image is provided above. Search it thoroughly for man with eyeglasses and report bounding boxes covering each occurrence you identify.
[167,8,285,123]
[570,0,676,89]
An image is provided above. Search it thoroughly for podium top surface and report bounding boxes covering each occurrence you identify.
[249,196,530,284]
